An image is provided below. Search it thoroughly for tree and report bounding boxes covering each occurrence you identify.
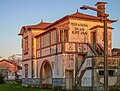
[8,54,22,66]
[0,74,5,84]
[8,54,22,80]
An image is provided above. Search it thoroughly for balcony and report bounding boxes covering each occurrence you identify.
[94,56,120,68]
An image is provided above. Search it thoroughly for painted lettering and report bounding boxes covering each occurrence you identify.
[71,22,88,27]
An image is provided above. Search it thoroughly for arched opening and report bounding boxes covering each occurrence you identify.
[40,60,52,88]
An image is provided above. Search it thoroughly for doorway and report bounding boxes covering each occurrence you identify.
[91,31,96,47]
[65,70,73,90]
[40,60,52,88]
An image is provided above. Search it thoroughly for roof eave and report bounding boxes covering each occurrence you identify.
[44,15,69,30]
[110,19,118,23]
[90,25,114,30]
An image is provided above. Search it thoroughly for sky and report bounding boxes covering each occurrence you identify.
[0,0,120,58]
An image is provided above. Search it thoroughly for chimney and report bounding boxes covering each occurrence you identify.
[95,2,107,17]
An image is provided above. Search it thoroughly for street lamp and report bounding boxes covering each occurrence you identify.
[80,3,109,91]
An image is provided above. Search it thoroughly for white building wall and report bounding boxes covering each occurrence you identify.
[37,54,63,78]
[81,70,92,86]
[22,31,33,60]
[33,59,37,78]
[62,54,75,77]
[78,57,92,77]
[41,47,50,57]
[69,20,102,43]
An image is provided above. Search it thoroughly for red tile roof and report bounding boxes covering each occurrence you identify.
[19,11,117,35]
[69,11,117,23]
[69,11,100,20]
[45,11,117,29]
[25,22,51,29]
[18,22,51,35]
[0,59,18,66]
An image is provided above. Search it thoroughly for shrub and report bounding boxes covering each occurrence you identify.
[0,74,5,84]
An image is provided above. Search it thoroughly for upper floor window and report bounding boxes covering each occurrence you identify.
[24,36,28,54]
[59,30,68,43]
[41,35,44,48]
[36,37,41,50]
[91,31,96,46]
[64,30,68,42]
[44,33,50,47]
[41,33,50,48]
[51,30,57,45]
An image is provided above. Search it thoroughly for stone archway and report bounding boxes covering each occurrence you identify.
[40,60,52,88]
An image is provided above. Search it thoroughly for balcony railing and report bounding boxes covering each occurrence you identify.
[94,56,120,67]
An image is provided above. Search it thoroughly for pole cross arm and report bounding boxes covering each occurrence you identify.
[80,5,109,17]
[80,5,101,12]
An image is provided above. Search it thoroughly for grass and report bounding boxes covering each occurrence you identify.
[0,84,120,91]
[0,84,53,91]
[110,90,120,91]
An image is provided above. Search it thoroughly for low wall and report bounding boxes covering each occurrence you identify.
[22,78,40,87]
[22,78,120,90]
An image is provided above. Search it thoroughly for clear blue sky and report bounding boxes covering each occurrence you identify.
[0,0,120,58]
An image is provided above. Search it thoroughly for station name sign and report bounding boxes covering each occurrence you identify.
[71,22,88,27]
[71,22,88,35]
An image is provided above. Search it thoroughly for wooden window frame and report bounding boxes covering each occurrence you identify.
[24,36,29,54]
